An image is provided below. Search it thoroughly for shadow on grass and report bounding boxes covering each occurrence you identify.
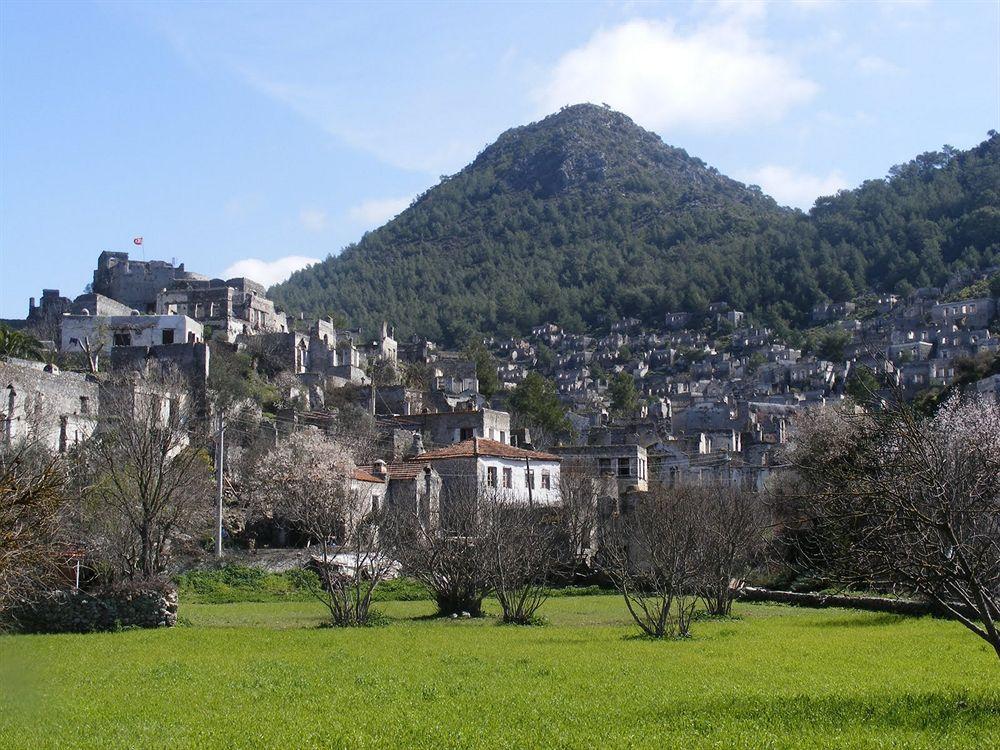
[811,613,908,628]
[678,690,1000,733]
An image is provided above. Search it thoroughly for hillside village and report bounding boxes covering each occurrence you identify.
[3,249,999,561]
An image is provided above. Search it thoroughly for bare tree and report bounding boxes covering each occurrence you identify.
[74,327,108,374]
[0,443,69,621]
[81,374,213,580]
[695,482,768,616]
[262,430,393,626]
[481,487,561,624]
[782,393,1000,659]
[599,483,704,638]
[392,478,491,617]
[327,404,383,465]
[553,462,602,576]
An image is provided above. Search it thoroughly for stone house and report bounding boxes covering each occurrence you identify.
[886,341,935,363]
[1,358,99,453]
[157,277,288,343]
[382,460,442,532]
[408,437,562,509]
[389,407,512,447]
[61,313,203,352]
[554,444,649,493]
[931,298,996,329]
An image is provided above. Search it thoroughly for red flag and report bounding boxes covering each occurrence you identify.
[133,237,143,246]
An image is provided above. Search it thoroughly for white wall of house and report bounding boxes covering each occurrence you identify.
[61,314,203,352]
[478,455,561,506]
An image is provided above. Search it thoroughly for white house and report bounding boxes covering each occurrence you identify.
[407,437,561,507]
[61,313,203,353]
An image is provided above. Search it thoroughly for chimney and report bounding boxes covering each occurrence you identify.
[410,431,424,456]
[372,459,387,480]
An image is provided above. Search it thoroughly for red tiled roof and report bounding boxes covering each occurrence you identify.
[353,467,386,484]
[386,462,432,480]
[409,437,560,463]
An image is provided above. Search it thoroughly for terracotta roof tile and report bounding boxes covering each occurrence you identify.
[386,463,432,480]
[353,468,385,484]
[409,437,560,463]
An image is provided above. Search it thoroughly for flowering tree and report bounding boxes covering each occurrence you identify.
[783,394,1000,659]
[261,430,391,626]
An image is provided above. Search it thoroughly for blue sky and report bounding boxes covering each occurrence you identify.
[1,0,998,318]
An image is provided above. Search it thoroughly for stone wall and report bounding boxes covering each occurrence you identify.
[0,358,99,452]
[5,582,178,633]
[737,586,980,621]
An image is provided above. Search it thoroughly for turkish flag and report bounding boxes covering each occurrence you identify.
[133,237,143,246]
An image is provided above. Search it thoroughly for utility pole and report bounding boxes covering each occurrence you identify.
[215,412,225,558]
[525,455,533,507]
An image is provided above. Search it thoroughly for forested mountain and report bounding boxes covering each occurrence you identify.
[270,104,1000,345]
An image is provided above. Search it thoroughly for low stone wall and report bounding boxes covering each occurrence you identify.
[737,586,976,620]
[5,582,178,634]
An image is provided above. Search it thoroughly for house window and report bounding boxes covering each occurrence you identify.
[617,457,631,477]
[502,467,512,489]
[500,431,506,444]
[599,458,612,475]
[79,396,90,416]
[525,469,535,489]
[487,466,498,487]
[161,329,175,345]
[460,427,474,441]
[113,332,131,347]
[541,471,551,490]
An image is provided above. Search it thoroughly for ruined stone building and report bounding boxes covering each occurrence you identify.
[388,407,512,447]
[157,277,289,342]
[92,251,207,312]
[1,358,99,453]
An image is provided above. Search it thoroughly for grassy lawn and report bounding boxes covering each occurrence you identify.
[2,595,998,749]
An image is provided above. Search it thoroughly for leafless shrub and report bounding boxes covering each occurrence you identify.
[391,478,491,617]
[599,483,704,638]
[694,482,768,616]
[0,443,69,620]
[481,488,562,624]
[781,393,1000,659]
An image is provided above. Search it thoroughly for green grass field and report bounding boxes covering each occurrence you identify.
[2,596,998,749]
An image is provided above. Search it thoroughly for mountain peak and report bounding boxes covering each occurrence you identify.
[466,103,748,202]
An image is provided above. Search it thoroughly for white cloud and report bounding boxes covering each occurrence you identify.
[347,196,413,227]
[535,17,817,131]
[223,255,321,287]
[298,208,328,232]
[739,165,848,209]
